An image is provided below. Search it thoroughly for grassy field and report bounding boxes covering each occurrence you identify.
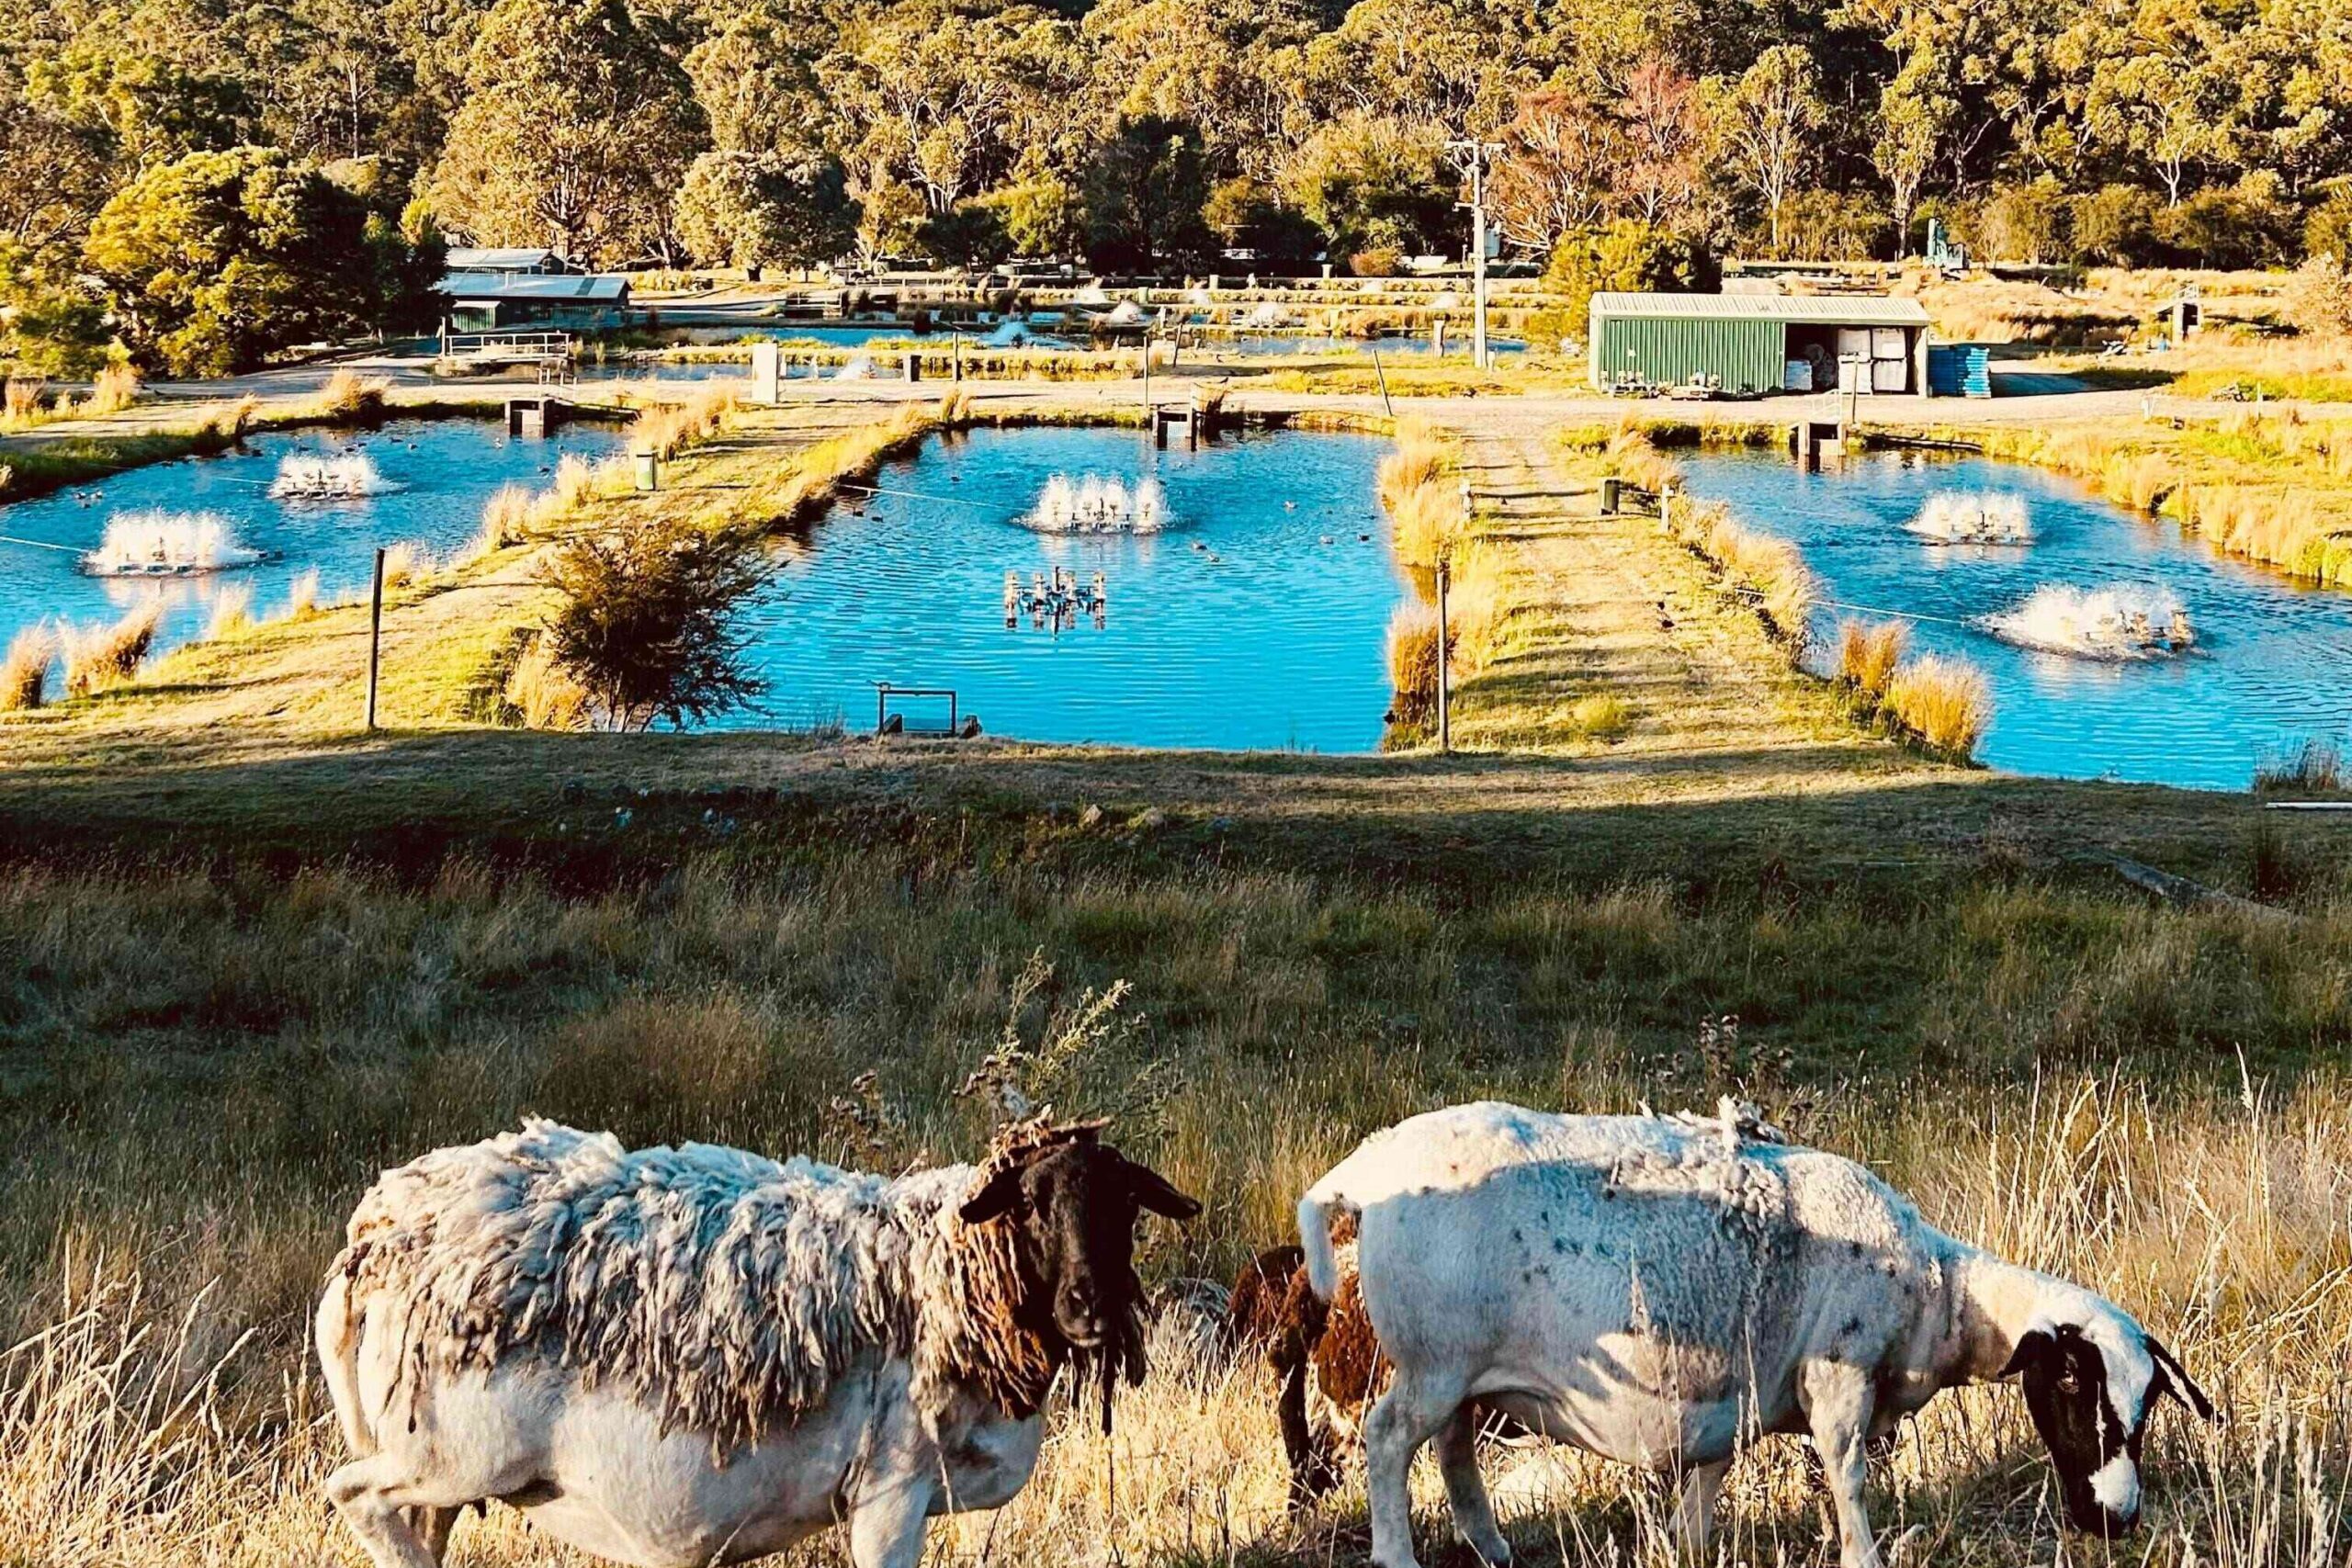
[6,381,2352,1568]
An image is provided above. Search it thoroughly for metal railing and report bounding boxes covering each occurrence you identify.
[436,331,575,361]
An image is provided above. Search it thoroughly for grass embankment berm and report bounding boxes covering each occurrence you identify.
[6,389,2352,1568]
[0,371,578,502]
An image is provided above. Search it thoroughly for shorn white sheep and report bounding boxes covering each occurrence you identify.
[1297,1100,2215,1568]
[315,1117,1197,1568]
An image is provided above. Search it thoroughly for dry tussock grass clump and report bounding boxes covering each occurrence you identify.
[631,382,740,460]
[82,363,141,416]
[1836,617,1909,699]
[1385,600,1442,726]
[379,540,424,590]
[1379,420,1470,571]
[1606,425,1684,495]
[0,625,52,712]
[308,368,390,422]
[470,484,537,558]
[1882,653,1992,758]
[201,394,259,443]
[62,603,162,696]
[502,631,594,730]
[1,378,41,425]
[204,586,254,642]
[277,569,321,622]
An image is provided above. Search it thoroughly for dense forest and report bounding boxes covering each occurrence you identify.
[2,0,2348,372]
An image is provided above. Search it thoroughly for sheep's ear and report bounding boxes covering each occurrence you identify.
[1999,1327,2056,1380]
[1125,1160,1201,1221]
[959,1169,1024,1225]
[2148,1338,2217,1423]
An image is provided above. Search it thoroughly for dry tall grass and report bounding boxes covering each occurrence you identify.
[1973,420,2352,588]
[1882,654,1993,758]
[1385,601,1442,727]
[0,625,52,712]
[1380,420,1469,571]
[470,484,537,558]
[306,369,390,422]
[502,631,595,729]
[2,378,41,425]
[61,603,162,696]
[1664,498,1815,650]
[1835,618,1909,700]
[82,363,141,416]
[631,382,740,460]
[204,586,254,642]
[378,541,424,591]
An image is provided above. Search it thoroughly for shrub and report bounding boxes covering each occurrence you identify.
[62,603,163,696]
[539,517,770,731]
[2155,179,2298,269]
[0,625,51,711]
[2283,256,2352,341]
[2070,186,2164,267]
[1976,179,2070,264]
[1779,190,1892,262]
[2307,193,2352,267]
[1882,654,1990,758]
[1544,220,1716,349]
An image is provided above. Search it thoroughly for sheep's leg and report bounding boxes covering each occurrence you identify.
[845,1477,936,1568]
[1802,1364,1883,1568]
[325,1456,464,1568]
[1671,1460,1730,1561]
[411,1506,458,1562]
[1362,1369,1463,1568]
[1277,1358,1322,1508]
[1435,1404,1510,1566]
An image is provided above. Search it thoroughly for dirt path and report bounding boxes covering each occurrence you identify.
[1447,423,1893,771]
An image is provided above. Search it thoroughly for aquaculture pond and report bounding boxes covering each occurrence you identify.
[1677,449,2352,789]
[0,416,626,666]
[718,425,1398,750]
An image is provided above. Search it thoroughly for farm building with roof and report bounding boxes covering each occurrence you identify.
[1588,292,1934,397]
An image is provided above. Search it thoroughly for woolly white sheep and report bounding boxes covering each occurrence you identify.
[316,1117,1197,1568]
[1296,1100,2214,1568]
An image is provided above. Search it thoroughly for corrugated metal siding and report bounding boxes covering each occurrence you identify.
[1594,314,1785,394]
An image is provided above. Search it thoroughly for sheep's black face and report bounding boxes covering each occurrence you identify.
[960,1134,1200,1352]
[2003,1324,2214,1537]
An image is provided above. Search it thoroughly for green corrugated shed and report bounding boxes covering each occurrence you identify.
[1592,314,1786,394]
[1587,292,1933,396]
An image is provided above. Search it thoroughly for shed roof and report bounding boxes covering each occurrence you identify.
[446,247,561,272]
[1590,292,1930,328]
[438,272,630,302]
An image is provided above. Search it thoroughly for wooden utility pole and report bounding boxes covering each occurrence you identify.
[1447,139,1503,370]
[364,546,386,731]
[1436,553,1452,754]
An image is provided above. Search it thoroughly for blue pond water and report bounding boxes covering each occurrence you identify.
[718,426,1398,750]
[1677,449,2352,789]
[0,417,625,665]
